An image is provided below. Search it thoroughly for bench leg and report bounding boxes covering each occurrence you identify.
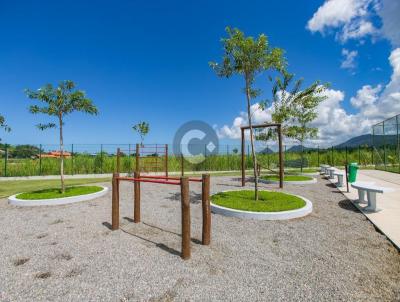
[364,191,378,212]
[337,175,343,187]
[355,189,366,204]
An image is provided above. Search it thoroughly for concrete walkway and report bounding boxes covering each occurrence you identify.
[328,169,400,250]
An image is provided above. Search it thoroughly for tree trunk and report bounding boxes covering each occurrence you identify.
[300,142,304,173]
[245,77,259,200]
[59,115,65,194]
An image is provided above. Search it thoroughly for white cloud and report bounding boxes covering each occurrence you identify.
[307,0,377,42]
[341,48,358,70]
[377,0,400,47]
[217,48,400,146]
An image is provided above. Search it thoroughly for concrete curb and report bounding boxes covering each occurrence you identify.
[8,186,109,207]
[260,178,317,185]
[211,190,312,220]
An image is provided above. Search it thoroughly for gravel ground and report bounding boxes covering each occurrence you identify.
[0,176,399,301]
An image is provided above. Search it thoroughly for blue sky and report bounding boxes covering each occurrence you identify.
[0,0,398,146]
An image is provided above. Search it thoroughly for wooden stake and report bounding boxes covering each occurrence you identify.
[134,171,141,223]
[201,174,211,245]
[180,177,191,260]
[135,144,140,173]
[112,172,120,230]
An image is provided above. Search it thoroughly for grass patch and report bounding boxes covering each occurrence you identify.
[287,168,319,173]
[16,186,103,200]
[0,178,109,198]
[212,190,305,212]
[261,175,313,182]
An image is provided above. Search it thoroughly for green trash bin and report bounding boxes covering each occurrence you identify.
[348,162,358,183]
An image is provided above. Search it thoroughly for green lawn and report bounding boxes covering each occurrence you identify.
[212,190,305,212]
[0,178,110,198]
[261,175,313,181]
[16,186,103,200]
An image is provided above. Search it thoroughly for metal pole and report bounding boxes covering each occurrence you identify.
[180,177,191,260]
[201,174,211,245]
[71,144,74,175]
[39,144,42,176]
[165,144,169,177]
[134,171,141,223]
[278,125,284,189]
[4,144,7,177]
[241,128,245,186]
[358,145,361,166]
[100,144,103,174]
[383,121,387,170]
[136,144,140,173]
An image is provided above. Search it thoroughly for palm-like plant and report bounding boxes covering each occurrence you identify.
[0,114,11,142]
[25,80,98,193]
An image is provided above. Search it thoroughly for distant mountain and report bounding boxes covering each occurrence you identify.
[286,145,316,152]
[334,134,372,149]
[259,147,274,154]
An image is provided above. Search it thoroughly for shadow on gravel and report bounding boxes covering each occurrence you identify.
[338,199,359,213]
[102,222,112,230]
[166,191,201,204]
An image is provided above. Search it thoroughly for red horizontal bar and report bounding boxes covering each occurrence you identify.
[117,177,180,185]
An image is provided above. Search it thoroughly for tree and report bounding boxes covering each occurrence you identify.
[290,83,328,171]
[265,71,328,171]
[132,121,150,146]
[210,27,286,200]
[0,114,11,141]
[25,80,98,193]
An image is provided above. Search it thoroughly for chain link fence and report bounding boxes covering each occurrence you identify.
[0,141,377,177]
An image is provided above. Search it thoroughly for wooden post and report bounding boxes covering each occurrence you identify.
[116,148,121,173]
[180,177,191,260]
[201,174,211,246]
[241,128,245,186]
[136,144,140,173]
[181,153,184,176]
[133,171,141,223]
[165,144,169,177]
[112,172,120,230]
[277,125,284,189]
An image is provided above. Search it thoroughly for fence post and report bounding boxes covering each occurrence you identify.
[111,172,120,230]
[331,146,334,166]
[4,144,7,177]
[39,144,42,175]
[71,144,74,175]
[134,171,141,223]
[180,177,191,260]
[201,174,211,246]
[116,148,121,173]
[100,144,103,173]
[345,146,348,166]
[358,145,361,165]
[317,145,320,167]
[165,144,169,177]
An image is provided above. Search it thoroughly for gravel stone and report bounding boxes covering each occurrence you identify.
[0,176,399,301]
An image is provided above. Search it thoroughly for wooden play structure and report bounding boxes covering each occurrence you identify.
[111,159,211,260]
[241,123,284,188]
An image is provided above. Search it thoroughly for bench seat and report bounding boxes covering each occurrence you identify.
[351,182,394,212]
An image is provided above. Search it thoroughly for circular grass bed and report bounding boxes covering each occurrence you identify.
[16,186,104,200]
[212,190,306,212]
[261,175,313,182]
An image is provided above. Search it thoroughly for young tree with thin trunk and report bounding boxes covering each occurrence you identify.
[132,121,150,146]
[25,81,98,193]
[210,27,286,200]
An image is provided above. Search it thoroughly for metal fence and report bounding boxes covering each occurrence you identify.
[372,114,400,174]
[0,142,376,177]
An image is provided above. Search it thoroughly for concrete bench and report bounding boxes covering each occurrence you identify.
[326,167,336,179]
[320,165,330,175]
[351,182,395,212]
[333,171,345,187]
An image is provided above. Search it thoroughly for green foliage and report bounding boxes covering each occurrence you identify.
[16,185,103,200]
[0,114,11,141]
[210,26,286,199]
[212,190,305,212]
[132,121,150,144]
